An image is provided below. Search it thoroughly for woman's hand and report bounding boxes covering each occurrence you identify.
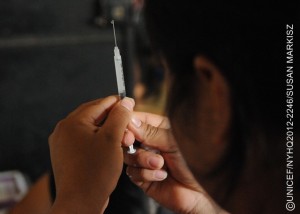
[49,96,134,214]
[124,112,228,214]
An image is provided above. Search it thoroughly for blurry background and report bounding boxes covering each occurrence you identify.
[0,1,167,213]
[0,0,133,182]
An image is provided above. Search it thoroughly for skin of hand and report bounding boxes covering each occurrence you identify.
[49,96,135,214]
[123,112,229,214]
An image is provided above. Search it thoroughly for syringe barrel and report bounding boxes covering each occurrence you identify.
[114,47,126,99]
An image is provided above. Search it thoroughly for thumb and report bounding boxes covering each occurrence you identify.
[128,117,177,153]
[100,97,135,144]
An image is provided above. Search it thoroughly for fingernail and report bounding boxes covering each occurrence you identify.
[154,170,167,180]
[131,117,141,128]
[148,157,161,168]
[121,97,134,111]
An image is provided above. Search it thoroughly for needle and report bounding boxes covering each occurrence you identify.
[111,20,136,154]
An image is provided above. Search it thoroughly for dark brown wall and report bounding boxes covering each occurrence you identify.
[0,0,118,181]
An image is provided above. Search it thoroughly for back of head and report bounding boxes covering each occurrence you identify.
[144,0,298,148]
[144,0,299,201]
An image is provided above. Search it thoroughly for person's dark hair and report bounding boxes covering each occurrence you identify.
[144,0,298,204]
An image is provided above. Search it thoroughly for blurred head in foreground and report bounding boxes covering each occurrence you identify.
[144,0,298,212]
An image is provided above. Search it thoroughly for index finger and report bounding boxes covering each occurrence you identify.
[67,96,119,125]
[133,112,170,129]
[128,117,177,153]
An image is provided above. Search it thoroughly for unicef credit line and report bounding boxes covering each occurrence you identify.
[285,23,294,212]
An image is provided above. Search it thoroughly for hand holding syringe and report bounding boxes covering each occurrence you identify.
[111,20,136,154]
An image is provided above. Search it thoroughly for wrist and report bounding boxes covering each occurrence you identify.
[188,192,229,214]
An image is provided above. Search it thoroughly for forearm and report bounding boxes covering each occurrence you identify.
[49,196,107,214]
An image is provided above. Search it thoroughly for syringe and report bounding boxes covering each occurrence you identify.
[111,20,136,154]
